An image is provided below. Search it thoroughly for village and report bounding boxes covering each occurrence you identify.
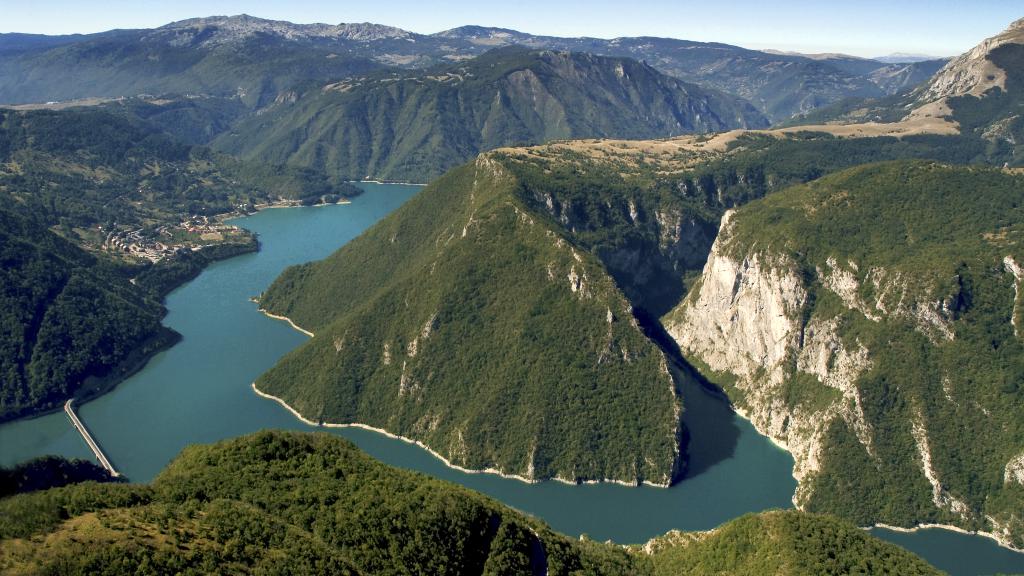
[102,215,249,262]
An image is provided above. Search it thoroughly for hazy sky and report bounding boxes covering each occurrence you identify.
[1,0,1020,58]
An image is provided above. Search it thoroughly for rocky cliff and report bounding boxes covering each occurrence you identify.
[917,17,1024,103]
[666,161,1024,549]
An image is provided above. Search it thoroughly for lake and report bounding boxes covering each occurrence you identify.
[1,182,1021,575]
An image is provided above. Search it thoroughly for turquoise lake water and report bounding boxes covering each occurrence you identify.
[0,182,1021,575]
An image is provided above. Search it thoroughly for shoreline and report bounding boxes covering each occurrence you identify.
[0,328,180,426]
[257,309,315,338]
[249,381,665,488]
[248,286,1023,552]
[729,404,1024,553]
[355,179,427,187]
[729,405,794,454]
[247,197,352,213]
[220,193,366,224]
[870,522,1022,553]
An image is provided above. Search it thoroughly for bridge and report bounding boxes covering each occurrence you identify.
[64,399,120,478]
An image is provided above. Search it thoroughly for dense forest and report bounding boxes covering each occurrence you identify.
[258,160,684,485]
[0,207,171,421]
[0,431,942,575]
[0,456,115,498]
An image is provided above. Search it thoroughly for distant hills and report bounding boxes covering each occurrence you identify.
[875,52,946,64]
[440,27,950,121]
[792,17,1024,161]
[0,14,949,122]
[0,431,943,574]
[215,47,768,182]
[0,15,962,185]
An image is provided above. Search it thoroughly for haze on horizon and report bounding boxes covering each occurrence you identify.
[1,0,1019,60]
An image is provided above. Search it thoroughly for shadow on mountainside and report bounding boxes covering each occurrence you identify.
[632,307,741,481]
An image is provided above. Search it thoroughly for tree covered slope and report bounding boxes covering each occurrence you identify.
[667,161,1024,548]
[0,207,170,422]
[256,157,683,485]
[254,123,1009,489]
[642,510,940,576]
[214,47,768,182]
[0,431,942,575]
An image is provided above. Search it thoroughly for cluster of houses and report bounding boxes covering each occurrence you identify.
[104,228,175,262]
[102,216,242,262]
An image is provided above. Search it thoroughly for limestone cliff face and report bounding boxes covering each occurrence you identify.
[666,211,874,502]
[665,199,1024,549]
[918,17,1023,103]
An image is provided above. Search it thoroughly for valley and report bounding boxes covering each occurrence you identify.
[1,191,1019,574]
[2,9,1024,575]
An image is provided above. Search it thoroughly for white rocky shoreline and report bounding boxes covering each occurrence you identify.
[255,297,1024,553]
[250,381,661,488]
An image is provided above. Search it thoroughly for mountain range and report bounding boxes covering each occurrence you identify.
[214,47,768,181]
[0,14,948,121]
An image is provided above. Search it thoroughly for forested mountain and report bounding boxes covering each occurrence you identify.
[215,47,768,182]
[252,117,999,487]
[257,157,685,485]
[253,20,1024,539]
[0,207,170,422]
[0,107,358,422]
[0,431,942,575]
[436,27,940,121]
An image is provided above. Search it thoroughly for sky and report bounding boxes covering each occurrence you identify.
[0,0,1020,58]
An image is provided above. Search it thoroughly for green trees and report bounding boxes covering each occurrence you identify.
[645,511,940,575]
[0,207,168,421]
[215,48,768,182]
[257,160,682,484]
[0,432,940,575]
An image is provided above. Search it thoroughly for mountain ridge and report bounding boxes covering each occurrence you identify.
[0,14,947,120]
[214,47,769,182]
